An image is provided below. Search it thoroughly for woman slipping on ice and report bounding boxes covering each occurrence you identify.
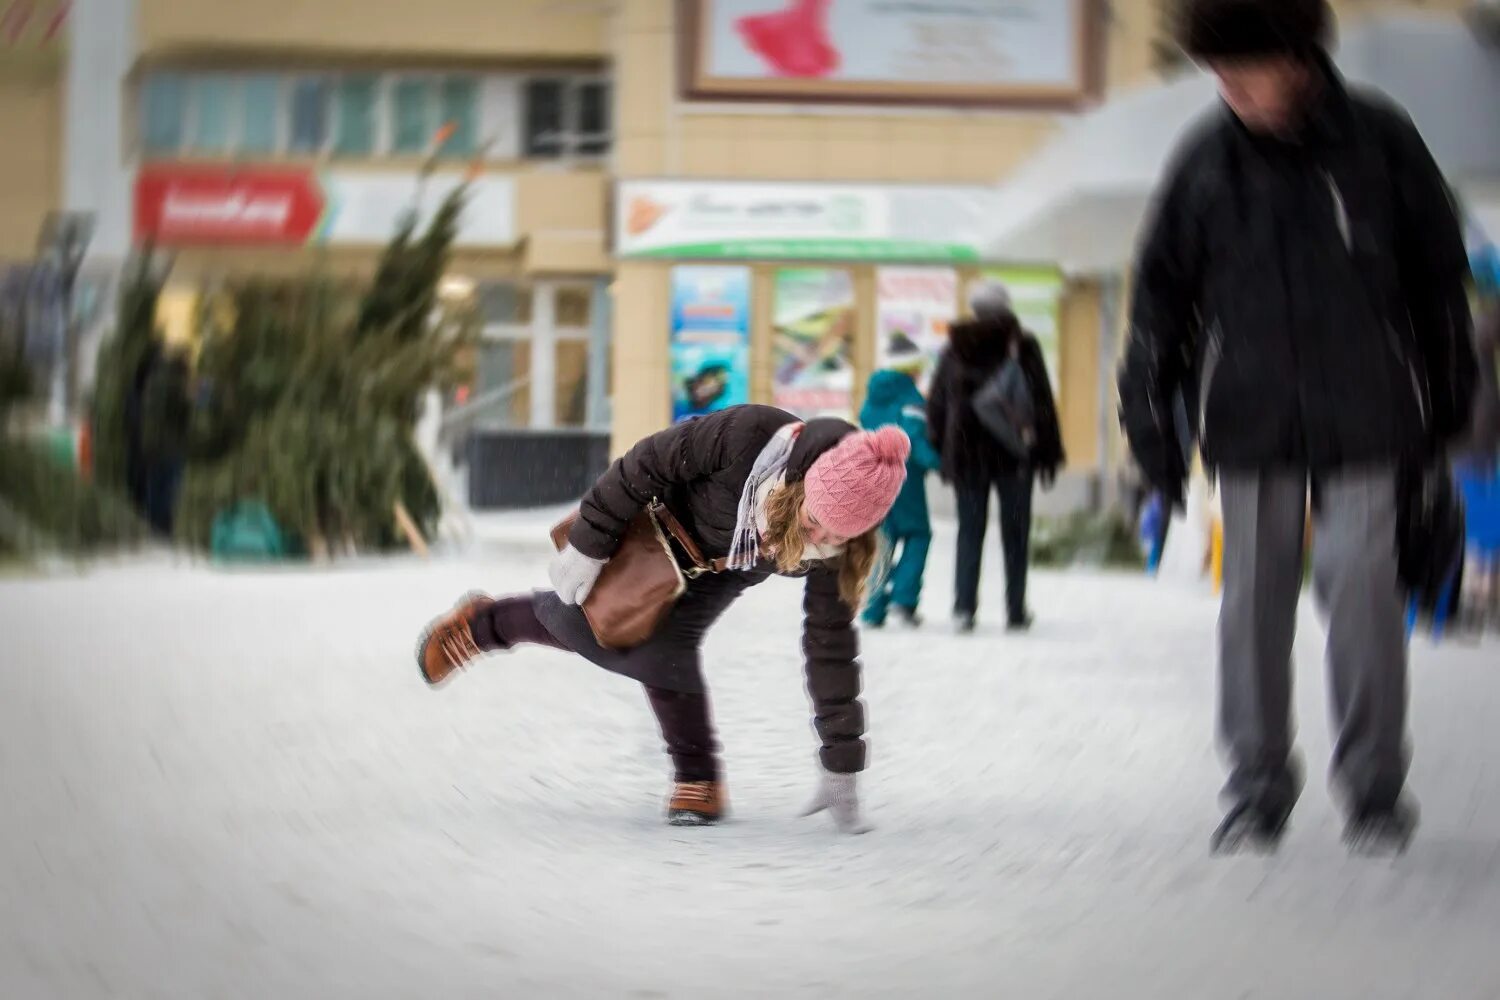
[415,404,910,832]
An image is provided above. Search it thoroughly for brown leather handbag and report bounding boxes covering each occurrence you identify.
[550,500,727,651]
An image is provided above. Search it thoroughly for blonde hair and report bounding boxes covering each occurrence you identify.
[762,480,882,611]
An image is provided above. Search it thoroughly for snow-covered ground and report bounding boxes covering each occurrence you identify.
[3,520,1499,999]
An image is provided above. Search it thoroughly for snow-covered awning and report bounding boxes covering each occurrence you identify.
[985,13,1500,274]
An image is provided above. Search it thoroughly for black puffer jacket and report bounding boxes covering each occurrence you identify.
[927,315,1065,486]
[567,404,867,773]
[1119,57,1477,481]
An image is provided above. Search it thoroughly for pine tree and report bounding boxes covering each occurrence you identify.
[175,185,476,556]
[91,253,165,494]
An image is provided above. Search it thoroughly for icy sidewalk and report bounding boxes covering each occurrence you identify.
[2,525,1498,999]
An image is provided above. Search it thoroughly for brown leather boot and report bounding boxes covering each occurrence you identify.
[415,592,495,686]
[667,780,726,826]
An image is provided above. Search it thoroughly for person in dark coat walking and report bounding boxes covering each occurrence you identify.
[928,280,1064,632]
[415,404,910,831]
[1118,0,1478,854]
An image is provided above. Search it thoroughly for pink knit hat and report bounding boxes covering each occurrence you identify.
[803,425,910,539]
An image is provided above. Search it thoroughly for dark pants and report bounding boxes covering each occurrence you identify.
[474,594,720,782]
[142,459,183,537]
[954,470,1034,623]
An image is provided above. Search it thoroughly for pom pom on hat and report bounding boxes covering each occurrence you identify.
[803,425,910,539]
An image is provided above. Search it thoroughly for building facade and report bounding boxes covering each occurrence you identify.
[0,0,1482,507]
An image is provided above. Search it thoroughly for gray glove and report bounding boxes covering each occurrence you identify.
[549,545,607,606]
[800,767,871,834]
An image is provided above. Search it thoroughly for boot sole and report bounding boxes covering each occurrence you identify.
[667,810,722,827]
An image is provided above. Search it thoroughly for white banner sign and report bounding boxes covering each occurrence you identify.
[617,180,997,262]
[320,171,516,247]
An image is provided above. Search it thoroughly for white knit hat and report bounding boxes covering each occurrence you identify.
[967,279,1013,320]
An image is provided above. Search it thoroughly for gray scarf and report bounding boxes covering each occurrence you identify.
[727,423,801,571]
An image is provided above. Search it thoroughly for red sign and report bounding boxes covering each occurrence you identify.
[134,166,326,245]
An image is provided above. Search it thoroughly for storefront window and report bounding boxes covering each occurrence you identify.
[189,77,234,153]
[524,80,564,158]
[475,340,532,429]
[240,76,280,154]
[289,79,330,154]
[555,286,592,328]
[555,340,590,428]
[142,75,185,155]
[523,78,612,159]
[479,284,533,327]
[392,79,433,154]
[136,69,607,161]
[577,82,611,157]
[439,79,478,159]
[334,76,378,157]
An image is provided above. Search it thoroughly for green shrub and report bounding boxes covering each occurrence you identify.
[1031,510,1144,570]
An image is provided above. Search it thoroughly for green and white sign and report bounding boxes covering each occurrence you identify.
[617,181,998,263]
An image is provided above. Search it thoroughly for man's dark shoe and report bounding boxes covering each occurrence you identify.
[1344,800,1417,856]
[1210,800,1289,855]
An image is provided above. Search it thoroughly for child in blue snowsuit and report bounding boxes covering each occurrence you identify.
[859,362,943,627]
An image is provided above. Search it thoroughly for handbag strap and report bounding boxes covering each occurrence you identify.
[650,501,728,575]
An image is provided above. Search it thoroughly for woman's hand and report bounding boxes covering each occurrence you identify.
[549,545,607,606]
[800,767,872,834]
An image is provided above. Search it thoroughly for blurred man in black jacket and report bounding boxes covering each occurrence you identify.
[1118,0,1477,854]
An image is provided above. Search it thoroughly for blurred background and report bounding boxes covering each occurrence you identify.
[0,0,1494,576]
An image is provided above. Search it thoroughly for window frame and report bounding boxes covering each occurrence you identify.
[285,73,334,158]
[521,73,612,163]
[330,73,384,159]
[137,69,607,163]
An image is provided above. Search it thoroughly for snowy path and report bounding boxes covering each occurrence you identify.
[3,524,1499,999]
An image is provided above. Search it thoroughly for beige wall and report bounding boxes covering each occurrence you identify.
[1058,282,1103,469]
[515,170,610,276]
[138,0,607,62]
[0,67,61,261]
[1332,0,1475,16]
[609,261,672,453]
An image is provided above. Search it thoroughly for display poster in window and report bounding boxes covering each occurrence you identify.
[875,267,956,393]
[980,266,1065,401]
[772,268,855,420]
[670,266,752,423]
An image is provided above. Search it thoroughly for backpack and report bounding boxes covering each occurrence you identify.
[971,358,1035,460]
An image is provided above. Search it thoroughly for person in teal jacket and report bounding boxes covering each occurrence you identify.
[859,353,943,627]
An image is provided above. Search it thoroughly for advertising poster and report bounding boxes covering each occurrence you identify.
[670,265,752,423]
[875,267,957,390]
[683,0,1093,107]
[772,268,855,419]
[982,266,1065,400]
